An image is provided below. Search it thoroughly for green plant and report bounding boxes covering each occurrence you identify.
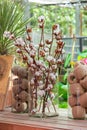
[64,54,71,68]
[57,54,71,108]
[77,49,87,60]
[30,4,75,35]
[57,81,68,108]
[0,0,30,55]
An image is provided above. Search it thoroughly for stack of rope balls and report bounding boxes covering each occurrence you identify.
[11,66,28,113]
[68,61,87,119]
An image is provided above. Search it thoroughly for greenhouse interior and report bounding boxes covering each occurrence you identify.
[0,0,87,130]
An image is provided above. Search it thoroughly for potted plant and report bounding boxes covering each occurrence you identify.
[0,0,30,55]
[0,0,30,110]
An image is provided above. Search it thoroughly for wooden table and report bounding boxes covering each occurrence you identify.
[0,108,87,130]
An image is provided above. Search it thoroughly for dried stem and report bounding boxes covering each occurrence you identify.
[5,16,65,116]
[49,29,54,55]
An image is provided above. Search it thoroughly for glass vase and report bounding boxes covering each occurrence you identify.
[28,71,59,118]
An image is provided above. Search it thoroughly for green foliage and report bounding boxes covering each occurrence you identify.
[81,10,87,36]
[59,101,68,108]
[29,3,87,36]
[58,82,68,101]
[56,54,71,108]
[64,54,71,68]
[29,4,75,35]
[77,49,87,60]
[53,80,68,107]
[54,81,68,108]
[0,0,30,55]
[53,80,59,105]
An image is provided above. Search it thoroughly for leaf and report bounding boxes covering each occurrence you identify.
[63,72,68,81]
[64,54,71,68]
[59,102,68,108]
[77,51,87,60]
[58,82,68,100]
[0,0,30,55]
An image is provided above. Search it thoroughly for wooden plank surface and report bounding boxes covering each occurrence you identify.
[0,108,87,130]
